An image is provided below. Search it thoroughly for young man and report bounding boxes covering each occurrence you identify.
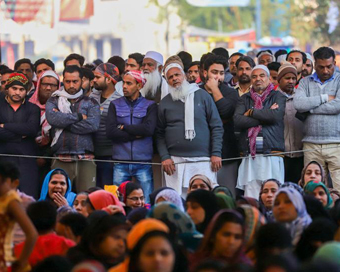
[268,62,281,86]
[228,52,243,87]
[286,50,307,85]
[186,61,200,83]
[302,53,314,77]
[0,68,14,93]
[235,56,256,97]
[125,53,144,73]
[63,53,85,67]
[81,67,95,96]
[106,70,157,202]
[14,58,35,98]
[34,58,55,79]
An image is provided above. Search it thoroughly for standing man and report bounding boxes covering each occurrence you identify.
[125,53,144,72]
[186,61,200,83]
[286,50,307,85]
[0,68,14,93]
[235,56,255,97]
[81,67,95,96]
[294,47,340,191]
[0,73,40,198]
[257,50,274,66]
[234,65,286,198]
[106,70,157,202]
[63,53,85,67]
[46,65,100,192]
[14,59,35,98]
[228,52,243,87]
[90,63,121,188]
[302,53,314,77]
[156,63,223,195]
[34,58,54,79]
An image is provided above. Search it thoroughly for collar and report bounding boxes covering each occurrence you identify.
[276,87,294,99]
[235,83,252,92]
[311,72,335,85]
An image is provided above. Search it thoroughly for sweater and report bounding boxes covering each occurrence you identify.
[156,89,224,161]
[294,73,340,144]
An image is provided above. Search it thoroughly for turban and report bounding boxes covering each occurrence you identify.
[5,73,29,90]
[125,70,147,87]
[94,63,120,84]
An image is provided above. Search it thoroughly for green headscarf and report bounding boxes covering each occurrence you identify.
[215,193,236,209]
[304,180,333,208]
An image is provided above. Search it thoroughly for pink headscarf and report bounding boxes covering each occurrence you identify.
[125,70,147,87]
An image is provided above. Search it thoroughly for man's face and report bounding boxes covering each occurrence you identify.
[270,70,279,86]
[236,61,252,84]
[36,63,53,79]
[82,77,92,93]
[63,72,82,95]
[125,58,140,73]
[123,74,141,98]
[204,63,225,84]
[142,58,158,74]
[258,55,273,66]
[65,59,81,67]
[93,73,108,91]
[187,65,199,82]
[0,73,11,92]
[166,67,185,88]
[229,55,241,76]
[315,57,335,82]
[39,76,59,104]
[251,69,270,92]
[17,63,33,82]
[279,73,297,94]
[302,59,313,77]
[287,52,304,74]
[7,85,27,104]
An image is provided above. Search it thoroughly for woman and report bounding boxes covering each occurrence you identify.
[212,186,234,198]
[155,189,184,211]
[73,192,89,217]
[187,174,213,193]
[273,187,312,245]
[299,161,325,187]
[191,210,251,271]
[39,168,76,207]
[304,180,333,209]
[186,190,220,234]
[87,190,126,216]
[118,181,149,210]
[259,179,281,221]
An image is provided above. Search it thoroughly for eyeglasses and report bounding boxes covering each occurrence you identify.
[127,196,145,202]
[40,82,59,88]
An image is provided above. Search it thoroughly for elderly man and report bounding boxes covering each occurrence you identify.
[233,65,286,198]
[140,51,168,103]
[156,63,224,195]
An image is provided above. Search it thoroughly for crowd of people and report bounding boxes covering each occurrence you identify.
[1,45,340,271]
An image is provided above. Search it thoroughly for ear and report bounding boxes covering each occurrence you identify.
[11,179,20,189]
[137,82,142,91]
[158,65,163,74]
[203,70,208,78]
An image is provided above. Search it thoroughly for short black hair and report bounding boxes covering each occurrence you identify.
[32,256,72,272]
[14,58,34,71]
[0,68,14,76]
[267,62,281,72]
[34,58,55,72]
[212,47,229,60]
[63,65,83,78]
[81,67,94,81]
[287,50,307,64]
[107,56,125,75]
[177,51,193,72]
[188,61,200,70]
[27,201,57,232]
[313,47,335,62]
[256,50,273,58]
[83,63,96,71]
[128,53,144,67]
[0,64,9,74]
[275,49,287,61]
[200,52,214,68]
[63,53,85,67]
[59,213,88,237]
[203,54,227,71]
[236,56,256,69]
[230,52,244,59]
[0,161,20,183]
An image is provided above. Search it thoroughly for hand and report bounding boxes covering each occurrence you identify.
[205,77,219,93]
[244,109,252,116]
[270,103,279,109]
[82,114,87,120]
[162,159,176,176]
[53,192,68,207]
[106,205,124,215]
[0,124,3,128]
[211,156,222,172]
[329,95,336,102]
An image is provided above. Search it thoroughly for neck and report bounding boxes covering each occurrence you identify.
[239,82,251,91]
[297,73,302,81]
[101,84,115,98]
[6,96,22,106]
[128,91,140,101]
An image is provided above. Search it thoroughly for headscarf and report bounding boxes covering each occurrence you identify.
[149,187,175,206]
[94,63,120,84]
[71,260,106,272]
[212,186,234,198]
[273,187,312,245]
[147,202,203,252]
[126,207,148,225]
[38,168,76,206]
[314,242,340,265]
[155,189,184,212]
[281,182,304,195]
[186,190,220,234]
[299,161,325,187]
[259,179,281,221]
[188,174,213,193]
[304,180,333,208]
[88,190,126,215]
[248,82,275,158]
[125,70,146,87]
[216,194,236,209]
[117,181,132,203]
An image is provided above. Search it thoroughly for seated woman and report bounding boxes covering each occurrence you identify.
[73,192,89,217]
[118,181,150,213]
[187,174,213,194]
[155,188,184,211]
[304,180,333,209]
[273,187,312,245]
[259,179,281,221]
[86,190,125,216]
[299,161,325,187]
[39,168,76,208]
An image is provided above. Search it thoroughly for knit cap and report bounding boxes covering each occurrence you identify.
[277,61,297,82]
[5,72,29,90]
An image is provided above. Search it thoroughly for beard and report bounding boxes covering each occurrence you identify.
[140,70,162,98]
[169,80,191,101]
[238,74,251,84]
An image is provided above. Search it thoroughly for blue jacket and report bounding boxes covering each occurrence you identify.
[106,96,157,161]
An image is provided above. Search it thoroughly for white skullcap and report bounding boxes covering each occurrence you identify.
[252,65,270,77]
[277,54,287,64]
[258,51,274,59]
[144,51,164,65]
[306,53,314,63]
[164,63,184,79]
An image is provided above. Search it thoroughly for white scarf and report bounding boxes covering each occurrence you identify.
[183,83,199,141]
[50,87,83,146]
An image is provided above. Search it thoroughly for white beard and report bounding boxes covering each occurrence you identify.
[140,70,162,98]
[169,80,191,101]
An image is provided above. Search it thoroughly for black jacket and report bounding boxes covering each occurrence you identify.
[233,89,286,156]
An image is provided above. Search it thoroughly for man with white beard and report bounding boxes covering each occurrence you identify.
[156,63,224,195]
[140,51,168,103]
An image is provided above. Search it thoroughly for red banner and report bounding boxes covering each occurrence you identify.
[59,0,94,21]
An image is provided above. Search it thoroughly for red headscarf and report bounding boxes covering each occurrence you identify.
[88,190,126,215]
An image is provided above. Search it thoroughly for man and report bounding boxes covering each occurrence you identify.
[177,51,192,74]
[81,67,95,96]
[14,58,35,98]
[108,55,126,97]
[268,62,281,86]
[277,62,304,183]
[156,63,223,195]
[34,58,54,79]
[140,51,168,103]
[0,73,40,198]
[90,63,121,188]
[200,54,239,195]
[125,53,144,72]
[228,52,243,87]
[46,65,100,192]
[212,47,231,84]
[0,68,14,93]
[63,53,85,67]
[235,56,255,97]
[294,47,340,191]
[257,50,274,66]
[233,65,286,198]
[106,70,157,202]
[186,61,200,83]
[286,50,307,85]
[302,53,314,77]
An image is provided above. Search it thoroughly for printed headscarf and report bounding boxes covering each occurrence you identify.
[125,70,147,87]
[155,189,184,212]
[304,180,333,208]
[94,63,120,84]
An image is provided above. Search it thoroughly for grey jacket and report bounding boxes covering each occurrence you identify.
[46,94,100,155]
